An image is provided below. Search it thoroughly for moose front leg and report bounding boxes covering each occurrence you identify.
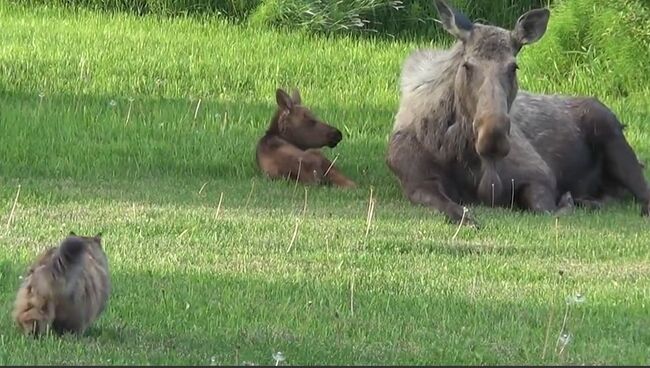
[518,182,574,215]
[404,179,479,228]
[387,132,477,227]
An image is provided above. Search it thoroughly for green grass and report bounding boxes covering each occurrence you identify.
[0,2,649,366]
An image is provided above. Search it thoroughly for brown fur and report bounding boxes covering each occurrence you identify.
[387,0,650,226]
[13,232,111,337]
[256,88,356,188]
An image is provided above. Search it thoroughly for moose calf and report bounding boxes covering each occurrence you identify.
[256,88,356,188]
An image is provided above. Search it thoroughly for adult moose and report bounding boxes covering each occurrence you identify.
[387,0,650,226]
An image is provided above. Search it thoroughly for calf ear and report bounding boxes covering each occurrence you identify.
[512,8,550,47]
[291,89,302,105]
[433,0,473,42]
[276,88,294,111]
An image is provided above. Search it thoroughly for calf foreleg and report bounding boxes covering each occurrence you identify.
[302,150,356,188]
[319,156,356,188]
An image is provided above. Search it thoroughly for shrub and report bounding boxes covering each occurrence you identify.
[248,0,548,38]
[519,0,650,98]
[12,0,549,38]
[366,0,549,39]
[248,0,403,34]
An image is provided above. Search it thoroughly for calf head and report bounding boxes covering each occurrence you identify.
[274,88,343,150]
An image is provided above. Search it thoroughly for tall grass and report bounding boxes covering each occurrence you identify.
[0,1,648,365]
[9,0,261,18]
[10,0,549,38]
[519,0,650,100]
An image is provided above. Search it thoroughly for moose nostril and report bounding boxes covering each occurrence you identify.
[331,130,343,142]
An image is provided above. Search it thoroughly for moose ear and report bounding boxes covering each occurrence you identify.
[433,0,473,42]
[512,8,550,47]
[291,89,302,105]
[276,88,294,111]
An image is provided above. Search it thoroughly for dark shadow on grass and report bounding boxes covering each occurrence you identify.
[425,240,524,257]
[364,238,528,257]
[0,91,396,186]
[2,90,648,227]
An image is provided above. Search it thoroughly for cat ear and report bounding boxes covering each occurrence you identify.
[93,232,103,244]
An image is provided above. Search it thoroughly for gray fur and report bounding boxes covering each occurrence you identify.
[387,0,650,225]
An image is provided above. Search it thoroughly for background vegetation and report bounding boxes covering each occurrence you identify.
[0,0,648,365]
[13,0,549,38]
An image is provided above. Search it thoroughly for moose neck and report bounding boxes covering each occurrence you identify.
[412,42,476,163]
[264,109,283,137]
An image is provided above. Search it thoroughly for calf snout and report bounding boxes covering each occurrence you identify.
[327,129,343,148]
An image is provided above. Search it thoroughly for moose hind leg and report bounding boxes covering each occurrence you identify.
[586,101,650,215]
[517,182,572,215]
[601,139,650,215]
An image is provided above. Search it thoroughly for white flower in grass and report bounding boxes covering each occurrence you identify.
[109,100,117,107]
[557,331,572,354]
[272,351,286,366]
[565,292,586,305]
[558,332,572,345]
[209,356,217,366]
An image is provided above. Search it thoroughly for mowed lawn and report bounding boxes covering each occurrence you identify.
[0,3,649,366]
